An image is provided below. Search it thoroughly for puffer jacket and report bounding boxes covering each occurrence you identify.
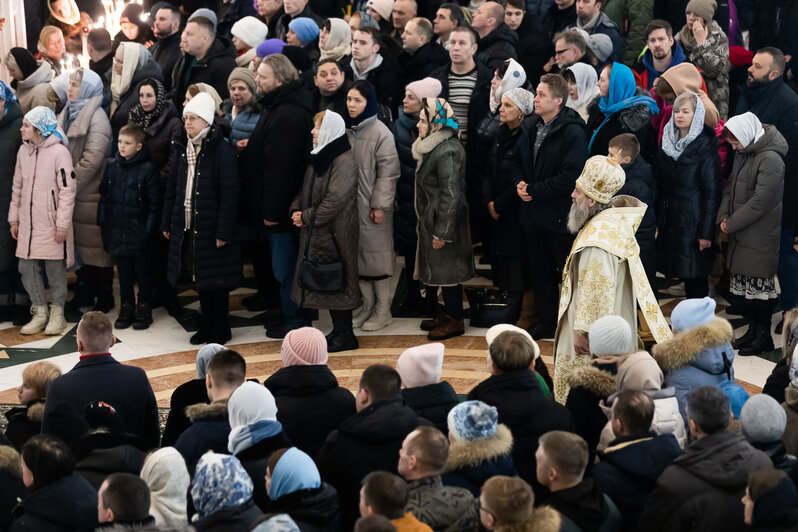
[59,94,113,268]
[576,11,625,62]
[676,21,729,119]
[401,381,459,434]
[0,100,23,273]
[221,98,261,146]
[9,133,76,267]
[97,149,159,256]
[585,93,656,161]
[109,56,165,135]
[390,108,419,257]
[652,318,735,424]
[14,62,55,113]
[717,124,786,279]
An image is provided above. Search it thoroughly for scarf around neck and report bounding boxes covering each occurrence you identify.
[129,79,168,130]
[661,93,706,160]
[184,125,211,229]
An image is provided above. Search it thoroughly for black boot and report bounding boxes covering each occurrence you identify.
[94,289,115,313]
[738,301,775,356]
[735,320,757,348]
[66,281,94,311]
[115,303,135,329]
[132,302,153,330]
[327,310,358,352]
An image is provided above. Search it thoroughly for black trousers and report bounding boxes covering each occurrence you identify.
[525,230,574,330]
[683,277,709,299]
[198,288,230,339]
[116,254,152,305]
[76,264,114,294]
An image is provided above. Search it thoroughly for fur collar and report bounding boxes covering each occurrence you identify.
[0,444,21,477]
[27,402,45,422]
[444,424,513,471]
[495,506,561,532]
[411,128,455,164]
[185,399,228,422]
[568,365,616,397]
[652,318,733,372]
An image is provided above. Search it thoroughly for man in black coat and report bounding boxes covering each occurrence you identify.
[471,2,519,71]
[274,0,323,41]
[316,365,426,530]
[349,27,404,115]
[506,0,550,86]
[542,0,577,42]
[592,390,682,530]
[397,18,449,86]
[641,386,773,532]
[149,4,183,92]
[41,312,160,449]
[171,15,237,105]
[313,58,350,114]
[240,54,313,338]
[736,47,798,323]
[512,73,587,339]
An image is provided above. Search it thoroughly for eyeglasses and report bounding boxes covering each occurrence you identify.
[182,114,201,123]
[554,49,569,56]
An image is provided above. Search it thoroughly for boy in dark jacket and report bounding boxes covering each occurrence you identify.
[396,343,458,434]
[98,123,159,330]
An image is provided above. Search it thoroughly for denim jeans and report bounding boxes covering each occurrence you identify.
[18,259,67,307]
[780,227,798,311]
[267,232,309,327]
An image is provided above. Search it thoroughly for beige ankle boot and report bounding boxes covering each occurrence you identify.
[20,305,48,335]
[44,304,66,335]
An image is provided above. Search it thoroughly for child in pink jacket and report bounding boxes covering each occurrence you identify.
[8,106,76,335]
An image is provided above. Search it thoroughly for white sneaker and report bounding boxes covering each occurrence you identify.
[44,305,66,335]
[20,305,48,335]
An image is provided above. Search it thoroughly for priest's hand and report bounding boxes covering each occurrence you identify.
[574,332,590,355]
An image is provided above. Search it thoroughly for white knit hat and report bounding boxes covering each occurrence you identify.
[366,0,394,20]
[231,16,269,48]
[588,316,634,356]
[396,343,444,388]
[183,92,216,126]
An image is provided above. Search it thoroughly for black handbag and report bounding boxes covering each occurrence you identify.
[465,287,522,328]
[297,170,345,293]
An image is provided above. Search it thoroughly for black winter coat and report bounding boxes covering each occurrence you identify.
[10,472,98,532]
[511,108,588,233]
[142,101,183,184]
[264,365,356,459]
[236,431,292,512]
[467,370,575,488]
[174,400,231,474]
[585,97,656,161]
[485,122,526,259]
[42,355,160,449]
[239,80,314,230]
[3,401,43,451]
[476,24,519,71]
[390,108,419,257]
[109,57,164,136]
[161,378,208,447]
[316,398,425,530]
[98,150,159,256]
[149,32,182,91]
[654,125,720,279]
[401,382,459,434]
[163,124,242,292]
[618,156,658,290]
[565,362,617,452]
[0,469,25,532]
[0,101,23,273]
[542,2,577,41]
[266,483,343,532]
[751,440,798,487]
[193,499,262,532]
[763,358,790,404]
[74,436,147,490]
[514,15,549,87]
[171,36,237,105]
[398,41,449,86]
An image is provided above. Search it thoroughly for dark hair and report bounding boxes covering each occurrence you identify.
[406,426,449,473]
[359,365,401,401]
[188,16,215,35]
[316,57,343,73]
[206,349,246,388]
[489,331,535,372]
[119,123,146,144]
[349,79,375,101]
[613,390,654,435]
[87,28,112,52]
[562,67,576,84]
[139,77,162,96]
[438,3,465,27]
[645,19,673,39]
[748,469,789,502]
[450,25,479,45]
[156,3,181,19]
[539,73,569,109]
[101,473,151,522]
[496,59,511,78]
[608,133,641,161]
[757,46,787,76]
[266,448,291,476]
[654,76,675,101]
[21,434,75,490]
[505,0,526,10]
[361,472,408,519]
[686,386,730,434]
[355,26,383,48]
[355,515,398,532]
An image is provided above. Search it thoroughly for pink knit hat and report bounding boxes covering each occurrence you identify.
[406,77,443,101]
[281,327,328,366]
[397,343,444,388]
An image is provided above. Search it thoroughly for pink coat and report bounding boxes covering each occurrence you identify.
[8,134,76,267]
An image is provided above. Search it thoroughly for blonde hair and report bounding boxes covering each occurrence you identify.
[481,476,536,526]
[22,361,62,399]
[673,91,698,113]
[38,26,64,54]
[77,311,114,353]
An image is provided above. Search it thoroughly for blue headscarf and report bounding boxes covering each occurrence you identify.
[269,447,322,500]
[0,81,18,116]
[24,106,62,139]
[588,63,658,152]
[63,68,104,130]
[191,453,253,519]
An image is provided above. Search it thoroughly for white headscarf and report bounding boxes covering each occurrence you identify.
[489,58,527,113]
[724,112,765,149]
[311,110,347,154]
[227,382,281,455]
[140,447,190,527]
[319,18,352,62]
[111,42,148,114]
[565,63,599,111]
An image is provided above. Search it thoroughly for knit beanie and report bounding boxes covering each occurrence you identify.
[587,34,613,62]
[671,296,716,331]
[227,66,257,94]
[281,327,328,366]
[9,47,38,79]
[485,323,540,361]
[406,77,443,100]
[740,394,787,443]
[366,0,394,20]
[396,343,444,388]
[183,92,216,126]
[188,8,217,31]
[257,38,287,58]
[232,16,269,48]
[288,17,320,45]
[589,316,634,356]
[685,0,716,22]
[447,400,498,441]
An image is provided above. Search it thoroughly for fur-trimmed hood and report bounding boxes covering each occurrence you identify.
[27,401,45,422]
[0,444,21,476]
[185,399,228,422]
[444,424,513,471]
[495,505,561,532]
[568,365,616,398]
[652,318,734,374]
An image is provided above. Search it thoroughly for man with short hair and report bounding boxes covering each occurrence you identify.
[275,0,323,41]
[318,364,426,530]
[505,0,549,85]
[314,58,349,113]
[736,47,798,330]
[171,14,237,104]
[551,29,588,71]
[149,4,183,90]
[349,27,403,113]
[471,1,519,70]
[571,0,623,61]
[391,0,418,42]
[398,17,448,85]
[641,386,773,532]
[433,3,464,49]
[42,312,160,448]
[592,390,682,529]
[631,20,685,90]
[398,426,481,531]
[536,431,622,530]
[542,0,577,42]
[87,28,113,88]
[174,348,246,472]
[97,473,155,527]
[360,471,433,532]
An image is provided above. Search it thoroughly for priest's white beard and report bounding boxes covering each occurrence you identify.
[567,200,609,233]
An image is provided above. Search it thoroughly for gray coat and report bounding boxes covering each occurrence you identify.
[15,63,55,113]
[58,94,113,267]
[717,124,786,279]
[347,115,399,277]
[412,129,475,286]
[291,138,362,311]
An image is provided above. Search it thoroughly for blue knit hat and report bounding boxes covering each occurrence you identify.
[671,296,716,332]
[447,400,498,441]
[288,17,320,45]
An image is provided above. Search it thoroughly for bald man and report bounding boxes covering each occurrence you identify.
[471,1,518,70]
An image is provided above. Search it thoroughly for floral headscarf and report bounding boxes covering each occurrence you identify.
[0,81,18,116]
[423,98,459,133]
[25,106,62,139]
[129,78,169,130]
[191,453,253,519]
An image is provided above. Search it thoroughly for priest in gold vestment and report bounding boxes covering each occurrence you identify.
[552,155,672,403]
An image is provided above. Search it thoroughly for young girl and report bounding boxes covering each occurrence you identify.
[8,106,76,335]
[4,360,62,450]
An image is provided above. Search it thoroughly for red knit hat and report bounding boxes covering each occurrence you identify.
[729,46,754,67]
